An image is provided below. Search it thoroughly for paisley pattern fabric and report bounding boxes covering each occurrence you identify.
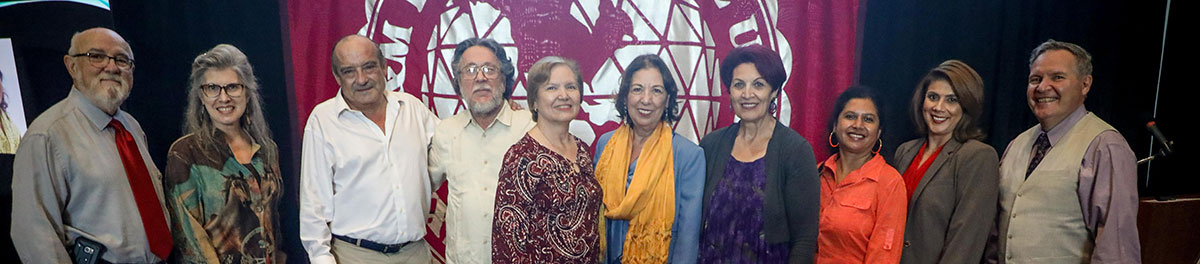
[492,134,602,263]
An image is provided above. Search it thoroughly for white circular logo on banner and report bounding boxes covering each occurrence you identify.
[360,0,793,145]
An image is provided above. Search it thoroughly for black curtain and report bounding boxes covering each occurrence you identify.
[107,0,303,262]
[0,3,117,262]
[0,2,114,124]
[1,1,303,262]
[857,0,1193,196]
[2,0,1194,263]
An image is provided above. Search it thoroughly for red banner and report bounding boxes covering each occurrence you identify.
[287,0,859,261]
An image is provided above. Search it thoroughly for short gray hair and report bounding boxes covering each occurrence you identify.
[1029,39,1092,76]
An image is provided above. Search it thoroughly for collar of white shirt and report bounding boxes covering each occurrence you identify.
[462,101,520,130]
[330,88,405,115]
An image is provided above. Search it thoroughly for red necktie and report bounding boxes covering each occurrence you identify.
[109,119,173,260]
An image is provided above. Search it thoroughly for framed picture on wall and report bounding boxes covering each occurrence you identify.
[1,38,28,154]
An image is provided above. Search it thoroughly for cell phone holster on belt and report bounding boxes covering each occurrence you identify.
[72,236,107,264]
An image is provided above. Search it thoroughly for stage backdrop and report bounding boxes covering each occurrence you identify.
[287,0,859,261]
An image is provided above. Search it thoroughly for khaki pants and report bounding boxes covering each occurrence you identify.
[332,238,431,264]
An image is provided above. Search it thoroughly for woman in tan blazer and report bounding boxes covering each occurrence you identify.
[891,60,999,264]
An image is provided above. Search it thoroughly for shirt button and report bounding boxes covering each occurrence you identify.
[903,241,910,247]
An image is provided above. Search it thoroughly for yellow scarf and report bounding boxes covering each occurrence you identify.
[596,122,675,263]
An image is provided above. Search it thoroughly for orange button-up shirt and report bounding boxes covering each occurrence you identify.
[817,154,907,263]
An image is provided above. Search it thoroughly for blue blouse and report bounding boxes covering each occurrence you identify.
[594,131,706,264]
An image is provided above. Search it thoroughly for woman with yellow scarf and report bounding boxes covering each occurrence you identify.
[594,54,706,263]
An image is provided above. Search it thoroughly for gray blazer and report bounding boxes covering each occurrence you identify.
[891,138,999,264]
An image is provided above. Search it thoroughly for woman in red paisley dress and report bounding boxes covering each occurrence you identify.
[491,56,602,263]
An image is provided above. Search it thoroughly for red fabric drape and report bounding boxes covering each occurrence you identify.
[286,0,859,261]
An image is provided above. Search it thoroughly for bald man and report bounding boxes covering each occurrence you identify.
[11,27,172,263]
[299,35,439,263]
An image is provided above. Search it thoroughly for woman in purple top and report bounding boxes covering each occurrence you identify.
[698,45,819,263]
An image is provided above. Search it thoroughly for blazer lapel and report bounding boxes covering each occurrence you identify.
[897,139,922,209]
[895,139,922,172]
[910,139,962,206]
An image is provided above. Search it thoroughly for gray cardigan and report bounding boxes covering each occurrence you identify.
[891,138,999,264]
[699,121,819,264]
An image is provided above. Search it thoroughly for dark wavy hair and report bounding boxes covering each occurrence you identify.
[910,60,986,142]
[451,38,517,99]
[719,45,787,114]
[614,54,680,127]
[827,85,885,154]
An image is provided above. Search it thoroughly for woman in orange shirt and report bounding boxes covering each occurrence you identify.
[817,86,907,263]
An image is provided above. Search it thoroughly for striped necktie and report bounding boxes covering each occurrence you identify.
[1025,133,1051,179]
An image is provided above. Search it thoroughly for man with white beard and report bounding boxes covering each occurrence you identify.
[428,38,535,263]
[12,27,173,263]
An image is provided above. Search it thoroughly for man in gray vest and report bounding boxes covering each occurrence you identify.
[987,39,1141,263]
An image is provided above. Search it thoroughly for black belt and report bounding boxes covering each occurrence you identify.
[332,234,414,254]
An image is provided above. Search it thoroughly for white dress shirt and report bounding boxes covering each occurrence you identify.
[300,90,439,264]
[428,102,535,263]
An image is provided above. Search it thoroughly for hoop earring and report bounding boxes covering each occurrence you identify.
[828,131,839,148]
[873,138,883,155]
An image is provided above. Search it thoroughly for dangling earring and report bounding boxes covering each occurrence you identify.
[828,131,839,148]
[873,138,883,155]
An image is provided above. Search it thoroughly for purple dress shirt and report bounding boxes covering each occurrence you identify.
[995,106,1142,263]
